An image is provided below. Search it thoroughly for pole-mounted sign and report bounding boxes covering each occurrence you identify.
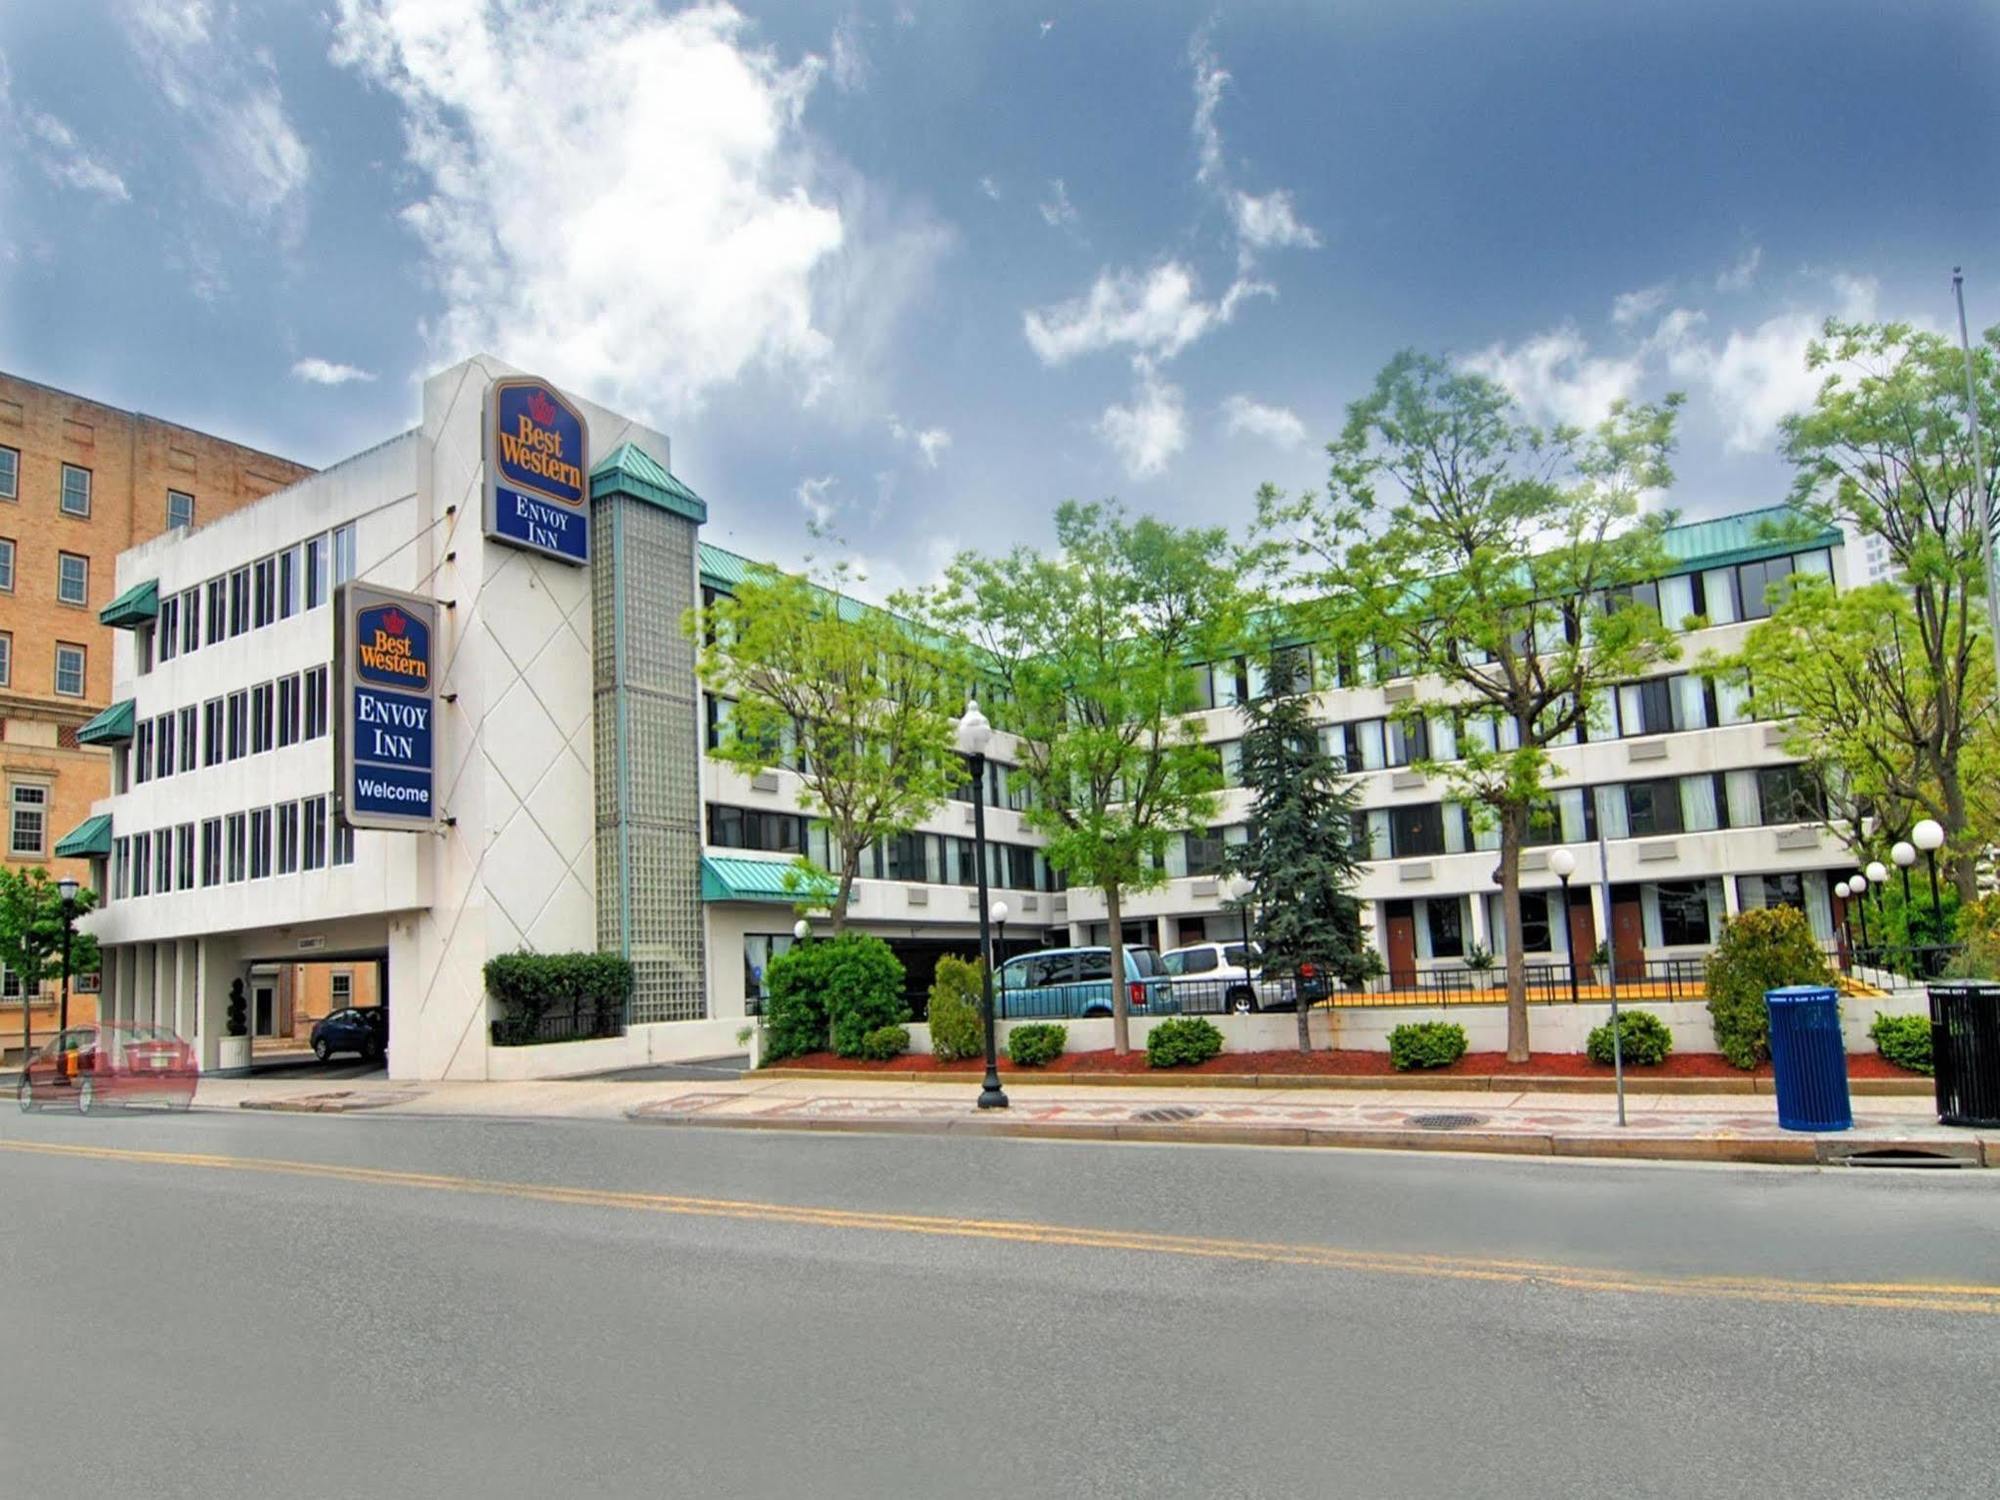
[483,376,591,565]
[335,582,440,832]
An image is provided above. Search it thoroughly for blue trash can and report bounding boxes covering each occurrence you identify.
[1764,985,1852,1132]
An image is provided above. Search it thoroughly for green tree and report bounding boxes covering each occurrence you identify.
[1734,319,2000,903]
[941,501,1249,1055]
[1269,352,1682,1061]
[1226,671,1366,1053]
[693,561,961,933]
[0,866,101,1011]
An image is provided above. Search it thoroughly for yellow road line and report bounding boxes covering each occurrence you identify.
[5,1137,1995,1316]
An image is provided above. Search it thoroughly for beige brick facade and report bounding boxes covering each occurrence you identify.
[0,370,311,1035]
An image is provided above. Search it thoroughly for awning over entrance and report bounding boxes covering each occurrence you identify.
[77,698,136,745]
[99,578,159,629]
[701,855,801,904]
[55,813,112,859]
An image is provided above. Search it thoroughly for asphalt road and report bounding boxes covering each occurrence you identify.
[2,1106,1995,1500]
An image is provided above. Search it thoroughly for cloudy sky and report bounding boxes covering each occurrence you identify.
[1,1,1993,596]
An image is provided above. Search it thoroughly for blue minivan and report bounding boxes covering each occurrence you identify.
[996,946,1179,1020]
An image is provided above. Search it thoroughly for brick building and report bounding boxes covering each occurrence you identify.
[1,371,312,1056]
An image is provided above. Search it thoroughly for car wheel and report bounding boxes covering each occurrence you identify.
[76,1077,96,1115]
[313,1038,332,1062]
[1227,987,1257,1015]
[17,1078,32,1113]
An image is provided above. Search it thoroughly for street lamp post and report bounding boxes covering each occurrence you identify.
[1548,849,1579,1006]
[1834,880,1853,963]
[1892,840,1917,910]
[1912,818,1946,941]
[956,700,1007,1111]
[1851,867,1872,960]
[56,876,79,1037]
[1866,862,1889,960]
[1222,873,1253,987]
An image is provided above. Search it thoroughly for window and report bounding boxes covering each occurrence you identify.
[0,537,13,592]
[276,802,300,874]
[155,712,175,780]
[707,804,803,854]
[251,681,273,754]
[9,783,48,857]
[333,820,355,866]
[277,675,300,748]
[1389,803,1446,859]
[0,632,10,687]
[206,578,227,644]
[1184,827,1226,878]
[202,697,224,767]
[226,689,248,759]
[305,535,329,609]
[1624,778,1683,837]
[225,813,247,882]
[167,490,194,530]
[279,546,299,619]
[200,819,221,887]
[742,935,798,1001]
[249,808,272,879]
[176,823,195,891]
[1512,891,1553,952]
[0,445,15,499]
[57,551,88,606]
[1426,897,1465,958]
[333,522,358,586]
[228,566,250,636]
[1385,716,1429,767]
[159,593,179,661]
[113,837,130,900]
[54,643,85,697]
[704,694,736,751]
[253,556,276,628]
[1657,881,1712,946]
[177,705,196,773]
[135,720,154,785]
[60,463,91,516]
[303,666,329,740]
[135,623,154,677]
[153,828,172,893]
[1165,947,1218,976]
[180,587,200,655]
[331,971,354,1005]
[1757,765,1823,825]
[132,831,152,896]
[302,797,328,870]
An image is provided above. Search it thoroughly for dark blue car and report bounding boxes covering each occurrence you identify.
[310,1006,386,1062]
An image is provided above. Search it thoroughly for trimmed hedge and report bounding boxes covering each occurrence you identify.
[1387,1021,1468,1071]
[857,1025,911,1062]
[926,955,986,1063]
[1705,907,1833,1068]
[1006,1022,1067,1068]
[1586,1010,1673,1067]
[762,933,911,1062]
[1146,1016,1225,1069]
[1869,1013,1933,1076]
[484,951,632,1046]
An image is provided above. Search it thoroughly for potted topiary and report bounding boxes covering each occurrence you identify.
[216,977,253,1073]
[1464,944,1496,991]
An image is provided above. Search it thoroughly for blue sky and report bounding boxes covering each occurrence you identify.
[1,1,1994,596]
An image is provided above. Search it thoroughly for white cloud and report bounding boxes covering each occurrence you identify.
[828,16,869,93]
[795,474,838,527]
[1038,177,1077,228]
[1024,261,1263,366]
[126,0,310,229]
[291,357,376,386]
[1189,32,1319,266]
[0,56,129,202]
[1611,282,1669,326]
[1190,34,1228,188]
[1221,394,1306,447]
[1098,368,1187,479]
[1715,244,1762,292]
[331,1,937,418]
[978,175,1001,200]
[1039,20,1056,39]
[1231,190,1319,252]
[889,417,951,467]
[1462,325,1646,429]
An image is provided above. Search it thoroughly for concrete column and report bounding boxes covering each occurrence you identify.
[1155,915,1176,953]
[176,942,199,1040]
[97,947,118,1027]
[132,943,155,1029]
[193,936,239,1073]
[1722,875,1742,917]
[153,943,173,1031]
[1467,893,1490,951]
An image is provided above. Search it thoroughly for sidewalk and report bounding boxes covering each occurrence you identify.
[190,1069,2000,1168]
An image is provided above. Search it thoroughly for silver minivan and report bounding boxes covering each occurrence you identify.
[996,946,1178,1019]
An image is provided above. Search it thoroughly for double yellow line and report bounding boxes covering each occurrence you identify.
[5,1137,1995,1316]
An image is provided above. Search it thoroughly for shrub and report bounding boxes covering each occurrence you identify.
[1945,893,2000,979]
[1388,1021,1468,1071]
[856,1025,911,1062]
[1869,1013,1933,1076]
[484,951,633,1047]
[1146,1016,1225,1069]
[926,955,986,1063]
[1586,1010,1673,1067]
[1704,907,1833,1068]
[762,934,910,1061]
[1006,1022,1067,1068]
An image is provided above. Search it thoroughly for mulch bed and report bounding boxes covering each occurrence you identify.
[769,1048,1925,1080]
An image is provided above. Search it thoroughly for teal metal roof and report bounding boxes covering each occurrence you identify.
[99,578,158,629]
[591,442,708,524]
[701,854,803,904]
[1657,504,1837,574]
[77,699,135,746]
[54,813,112,859]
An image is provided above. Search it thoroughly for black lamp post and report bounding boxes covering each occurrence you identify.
[1913,819,1946,942]
[1892,840,1916,912]
[956,699,1007,1110]
[56,875,79,1037]
[1548,848,1579,1005]
[1850,866,1871,960]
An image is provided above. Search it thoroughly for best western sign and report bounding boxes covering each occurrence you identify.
[335,582,440,832]
[484,376,591,565]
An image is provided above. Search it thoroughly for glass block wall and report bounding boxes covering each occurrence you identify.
[591,493,708,1022]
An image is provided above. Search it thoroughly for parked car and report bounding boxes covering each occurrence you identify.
[1160,941,1294,1013]
[17,1023,196,1114]
[311,1006,387,1062]
[996,946,1179,1019]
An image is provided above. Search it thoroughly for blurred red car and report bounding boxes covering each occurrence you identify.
[16,1022,197,1114]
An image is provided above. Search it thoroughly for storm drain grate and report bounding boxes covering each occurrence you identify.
[1407,1112,1489,1131]
[1131,1105,1204,1124]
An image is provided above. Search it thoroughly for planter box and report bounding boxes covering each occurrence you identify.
[214,1035,252,1074]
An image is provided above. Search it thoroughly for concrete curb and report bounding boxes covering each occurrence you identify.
[625,1108,1991,1167]
[759,1068,1932,1098]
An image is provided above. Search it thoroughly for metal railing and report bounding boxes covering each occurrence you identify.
[489,1001,626,1047]
[1832,943,1965,988]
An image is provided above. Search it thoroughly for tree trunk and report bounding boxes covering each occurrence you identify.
[1106,885,1130,1056]
[1498,802,1531,1063]
[1295,952,1312,1055]
[830,854,861,936]
[1940,762,1980,908]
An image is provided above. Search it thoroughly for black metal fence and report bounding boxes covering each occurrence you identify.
[489,1000,626,1047]
[1834,943,1964,985]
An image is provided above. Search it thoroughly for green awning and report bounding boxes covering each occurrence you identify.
[701,855,802,904]
[592,442,709,524]
[54,814,112,859]
[99,578,159,629]
[77,699,136,746]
